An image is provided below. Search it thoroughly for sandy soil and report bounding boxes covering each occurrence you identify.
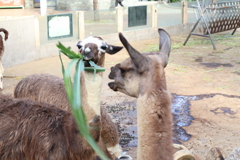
[1,30,240,159]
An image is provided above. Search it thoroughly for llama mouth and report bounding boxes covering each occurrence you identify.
[108,67,116,79]
[83,56,92,61]
[108,74,114,80]
[108,82,118,91]
[82,56,95,67]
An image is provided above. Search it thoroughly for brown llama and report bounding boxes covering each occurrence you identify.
[108,28,173,160]
[14,36,127,159]
[108,29,199,160]
[0,28,9,90]
[0,93,101,160]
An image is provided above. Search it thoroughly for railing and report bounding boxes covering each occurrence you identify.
[183,0,240,49]
[38,1,195,44]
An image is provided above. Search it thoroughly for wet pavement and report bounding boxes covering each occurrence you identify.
[102,93,240,152]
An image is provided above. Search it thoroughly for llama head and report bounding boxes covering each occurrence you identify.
[108,29,171,98]
[76,36,123,67]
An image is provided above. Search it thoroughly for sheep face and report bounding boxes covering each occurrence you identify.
[76,36,123,66]
[108,29,171,98]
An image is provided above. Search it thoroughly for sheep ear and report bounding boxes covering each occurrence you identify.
[105,45,123,54]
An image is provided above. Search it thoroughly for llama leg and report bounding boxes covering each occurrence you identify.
[0,60,4,90]
[100,107,122,158]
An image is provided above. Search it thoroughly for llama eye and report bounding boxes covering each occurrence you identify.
[120,68,126,75]
[77,44,82,49]
[101,45,107,50]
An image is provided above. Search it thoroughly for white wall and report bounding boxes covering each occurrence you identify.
[0,12,193,68]
[0,16,77,68]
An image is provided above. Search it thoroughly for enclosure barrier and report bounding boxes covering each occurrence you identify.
[183,0,240,49]
[1,2,195,68]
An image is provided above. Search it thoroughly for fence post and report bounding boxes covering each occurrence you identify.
[182,1,188,24]
[40,0,47,16]
[78,11,85,40]
[34,16,40,47]
[117,6,123,33]
[152,3,158,29]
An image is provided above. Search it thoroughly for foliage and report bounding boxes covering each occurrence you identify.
[56,42,108,160]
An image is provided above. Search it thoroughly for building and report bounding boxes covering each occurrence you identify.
[25,0,142,10]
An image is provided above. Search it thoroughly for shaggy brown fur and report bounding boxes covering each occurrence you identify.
[0,95,100,160]
[14,74,69,110]
[108,29,173,160]
[14,73,120,158]
[14,37,123,159]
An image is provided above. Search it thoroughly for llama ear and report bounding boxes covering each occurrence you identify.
[119,32,149,73]
[105,45,123,54]
[0,28,9,41]
[158,28,171,68]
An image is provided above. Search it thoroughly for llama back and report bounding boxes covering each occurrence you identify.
[14,74,70,111]
[0,95,98,160]
[14,73,122,159]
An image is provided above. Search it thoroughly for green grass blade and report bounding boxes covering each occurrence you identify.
[63,59,79,106]
[57,42,82,59]
[59,51,66,75]
[72,59,84,110]
[84,67,105,72]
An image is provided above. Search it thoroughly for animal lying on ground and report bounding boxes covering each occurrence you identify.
[0,28,9,90]
[0,94,101,160]
[14,36,126,159]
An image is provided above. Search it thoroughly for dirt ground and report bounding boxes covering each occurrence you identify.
[1,30,240,159]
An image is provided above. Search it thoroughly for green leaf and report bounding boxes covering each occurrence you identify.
[57,42,83,59]
[63,59,79,106]
[84,67,105,72]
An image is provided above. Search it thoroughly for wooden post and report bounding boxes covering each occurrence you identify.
[34,16,40,47]
[78,11,85,40]
[152,4,158,29]
[117,6,123,33]
[182,1,188,24]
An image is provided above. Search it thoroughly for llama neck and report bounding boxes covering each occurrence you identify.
[136,90,173,160]
[82,72,103,116]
